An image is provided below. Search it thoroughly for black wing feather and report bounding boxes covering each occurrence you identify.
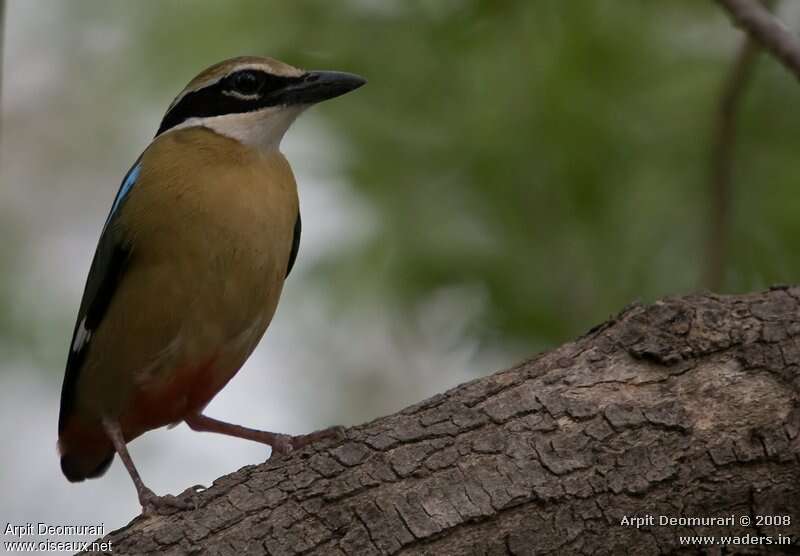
[58,172,137,433]
[58,230,131,432]
[286,212,301,278]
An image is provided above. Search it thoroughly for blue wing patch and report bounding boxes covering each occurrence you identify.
[106,160,142,226]
[60,157,141,437]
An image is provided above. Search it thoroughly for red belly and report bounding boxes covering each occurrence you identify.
[57,354,238,479]
[120,354,233,440]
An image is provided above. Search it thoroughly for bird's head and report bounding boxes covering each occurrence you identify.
[156,56,366,150]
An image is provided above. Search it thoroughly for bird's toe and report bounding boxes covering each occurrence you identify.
[139,488,194,516]
[291,425,346,450]
[268,434,295,459]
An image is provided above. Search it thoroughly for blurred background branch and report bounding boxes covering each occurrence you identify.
[715,0,800,79]
[705,0,776,291]
[0,0,5,147]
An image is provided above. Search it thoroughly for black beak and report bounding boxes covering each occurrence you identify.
[276,71,366,106]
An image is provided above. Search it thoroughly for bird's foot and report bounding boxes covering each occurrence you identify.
[177,484,207,509]
[268,433,295,458]
[268,425,346,459]
[138,486,196,516]
[293,425,346,448]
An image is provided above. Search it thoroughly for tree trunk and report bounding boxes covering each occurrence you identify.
[85,288,800,555]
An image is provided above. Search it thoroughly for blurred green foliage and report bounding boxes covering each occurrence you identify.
[63,1,800,350]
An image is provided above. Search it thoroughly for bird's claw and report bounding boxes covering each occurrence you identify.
[268,425,346,460]
[295,425,346,447]
[268,434,295,459]
[138,486,196,515]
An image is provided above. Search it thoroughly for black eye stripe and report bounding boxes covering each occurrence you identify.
[156,71,303,136]
[224,72,299,96]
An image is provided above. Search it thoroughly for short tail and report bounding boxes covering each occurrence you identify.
[58,418,115,482]
[60,451,115,482]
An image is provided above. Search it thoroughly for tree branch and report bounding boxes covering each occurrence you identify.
[0,0,5,153]
[84,287,800,555]
[715,0,800,80]
[704,3,775,291]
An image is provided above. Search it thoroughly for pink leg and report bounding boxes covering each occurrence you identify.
[184,413,343,457]
[101,417,192,514]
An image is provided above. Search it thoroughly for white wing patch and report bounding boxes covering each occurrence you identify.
[71,317,92,352]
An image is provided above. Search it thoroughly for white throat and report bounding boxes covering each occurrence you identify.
[171,105,306,151]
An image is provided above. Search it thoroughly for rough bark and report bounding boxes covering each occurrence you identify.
[86,288,800,555]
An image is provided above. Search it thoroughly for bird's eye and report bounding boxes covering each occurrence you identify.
[228,71,265,96]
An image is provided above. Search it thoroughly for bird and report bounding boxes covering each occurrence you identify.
[57,56,366,514]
